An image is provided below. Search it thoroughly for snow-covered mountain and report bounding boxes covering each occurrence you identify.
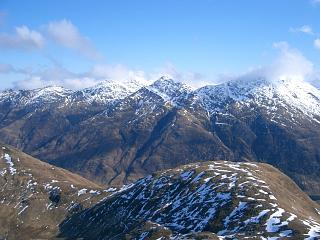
[193,76,320,124]
[69,78,148,104]
[1,76,320,202]
[3,75,319,116]
[0,78,149,108]
[0,86,72,108]
[146,76,193,105]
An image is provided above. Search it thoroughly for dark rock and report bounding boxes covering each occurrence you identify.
[49,188,61,205]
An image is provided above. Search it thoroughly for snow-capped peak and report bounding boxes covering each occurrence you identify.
[72,78,148,104]
[0,78,150,107]
[25,85,72,105]
[145,76,193,103]
[194,76,320,118]
[0,85,73,107]
[1,75,320,119]
[31,85,71,98]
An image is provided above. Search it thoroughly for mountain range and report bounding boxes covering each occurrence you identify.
[0,75,320,202]
[0,74,320,239]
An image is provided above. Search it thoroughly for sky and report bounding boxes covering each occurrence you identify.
[0,0,320,90]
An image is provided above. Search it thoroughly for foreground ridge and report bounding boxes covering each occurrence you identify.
[0,143,107,239]
[58,161,320,239]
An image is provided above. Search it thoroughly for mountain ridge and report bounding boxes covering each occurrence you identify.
[0,75,320,200]
[2,75,320,115]
[0,142,108,239]
[58,161,320,239]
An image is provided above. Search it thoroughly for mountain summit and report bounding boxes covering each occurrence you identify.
[194,76,320,119]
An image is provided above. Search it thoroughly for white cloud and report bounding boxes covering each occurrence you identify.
[13,64,76,89]
[60,77,100,89]
[0,19,101,60]
[314,38,320,49]
[11,61,207,90]
[13,63,150,90]
[270,41,313,80]
[221,42,315,85]
[0,26,45,50]
[46,19,101,60]
[7,41,319,90]
[90,64,148,83]
[15,76,47,89]
[15,75,100,90]
[290,25,314,35]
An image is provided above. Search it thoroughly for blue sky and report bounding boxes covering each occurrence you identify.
[0,0,320,89]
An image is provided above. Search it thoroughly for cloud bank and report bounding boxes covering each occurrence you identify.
[213,42,316,86]
[12,64,149,90]
[10,62,206,90]
[269,42,313,80]
[9,42,319,91]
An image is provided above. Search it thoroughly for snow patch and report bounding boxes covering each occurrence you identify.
[78,188,87,196]
[3,153,16,175]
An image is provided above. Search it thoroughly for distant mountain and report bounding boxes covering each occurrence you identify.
[0,86,72,108]
[69,78,147,104]
[0,78,147,106]
[0,143,107,239]
[58,161,320,239]
[193,76,320,122]
[0,76,320,201]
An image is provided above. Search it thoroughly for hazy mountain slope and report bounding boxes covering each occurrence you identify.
[58,161,320,239]
[0,143,107,240]
[0,76,320,199]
